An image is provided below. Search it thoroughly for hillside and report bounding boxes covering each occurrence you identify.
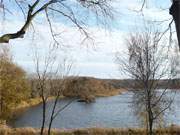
[63,77,124,102]
[29,75,180,102]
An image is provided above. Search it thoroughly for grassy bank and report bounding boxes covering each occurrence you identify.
[11,96,58,119]
[0,127,180,135]
[15,98,43,110]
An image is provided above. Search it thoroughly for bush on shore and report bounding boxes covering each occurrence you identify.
[63,77,123,100]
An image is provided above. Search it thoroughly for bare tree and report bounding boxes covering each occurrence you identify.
[116,26,175,135]
[33,44,75,135]
[47,59,75,135]
[0,0,113,44]
[33,44,54,135]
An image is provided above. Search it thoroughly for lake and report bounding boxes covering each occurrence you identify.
[10,90,180,129]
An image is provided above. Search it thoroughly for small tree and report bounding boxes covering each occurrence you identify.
[116,27,175,135]
[47,59,74,135]
[0,46,30,120]
[32,44,74,135]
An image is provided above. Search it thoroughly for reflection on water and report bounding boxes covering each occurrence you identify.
[11,90,180,129]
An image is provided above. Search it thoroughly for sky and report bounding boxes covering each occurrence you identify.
[0,0,174,79]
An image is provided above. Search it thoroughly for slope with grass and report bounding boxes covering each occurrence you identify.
[63,77,125,102]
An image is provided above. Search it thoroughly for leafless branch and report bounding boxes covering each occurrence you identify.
[0,0,113,44]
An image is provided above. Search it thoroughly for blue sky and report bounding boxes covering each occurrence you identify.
[0,0,175,79]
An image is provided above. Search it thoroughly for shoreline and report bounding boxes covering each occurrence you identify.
[9,96,59,125]
[14,88,125,112]
[13,96,56,113]
[9,89,125,123]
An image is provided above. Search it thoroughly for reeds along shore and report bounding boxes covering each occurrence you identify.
[0,127,180,135]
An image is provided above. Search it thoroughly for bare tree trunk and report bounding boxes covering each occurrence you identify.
[47,96,59,135]
[40,97,46,135]
[48,118,53,135]
[0,88,2,117]
[147,99,153,135]
[170,0,180,48]
[149,120,153,135]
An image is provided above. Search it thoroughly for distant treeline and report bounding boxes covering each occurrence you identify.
[28,76,180,99]
[103,78,180,90]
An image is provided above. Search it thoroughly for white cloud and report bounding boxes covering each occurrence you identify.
[0,20,127,79]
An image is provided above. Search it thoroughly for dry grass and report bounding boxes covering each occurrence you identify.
[14,96,60,111]
[13,97,42,111]
[0,127,180,135]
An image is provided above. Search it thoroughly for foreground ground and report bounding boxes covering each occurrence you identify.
[0,126,180,135]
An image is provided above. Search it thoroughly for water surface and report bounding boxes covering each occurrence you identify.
[11,90,180,129]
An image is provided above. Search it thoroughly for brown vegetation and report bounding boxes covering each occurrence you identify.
[63,77,124,102]
[0,46,30,120]
[0,126,180,135]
